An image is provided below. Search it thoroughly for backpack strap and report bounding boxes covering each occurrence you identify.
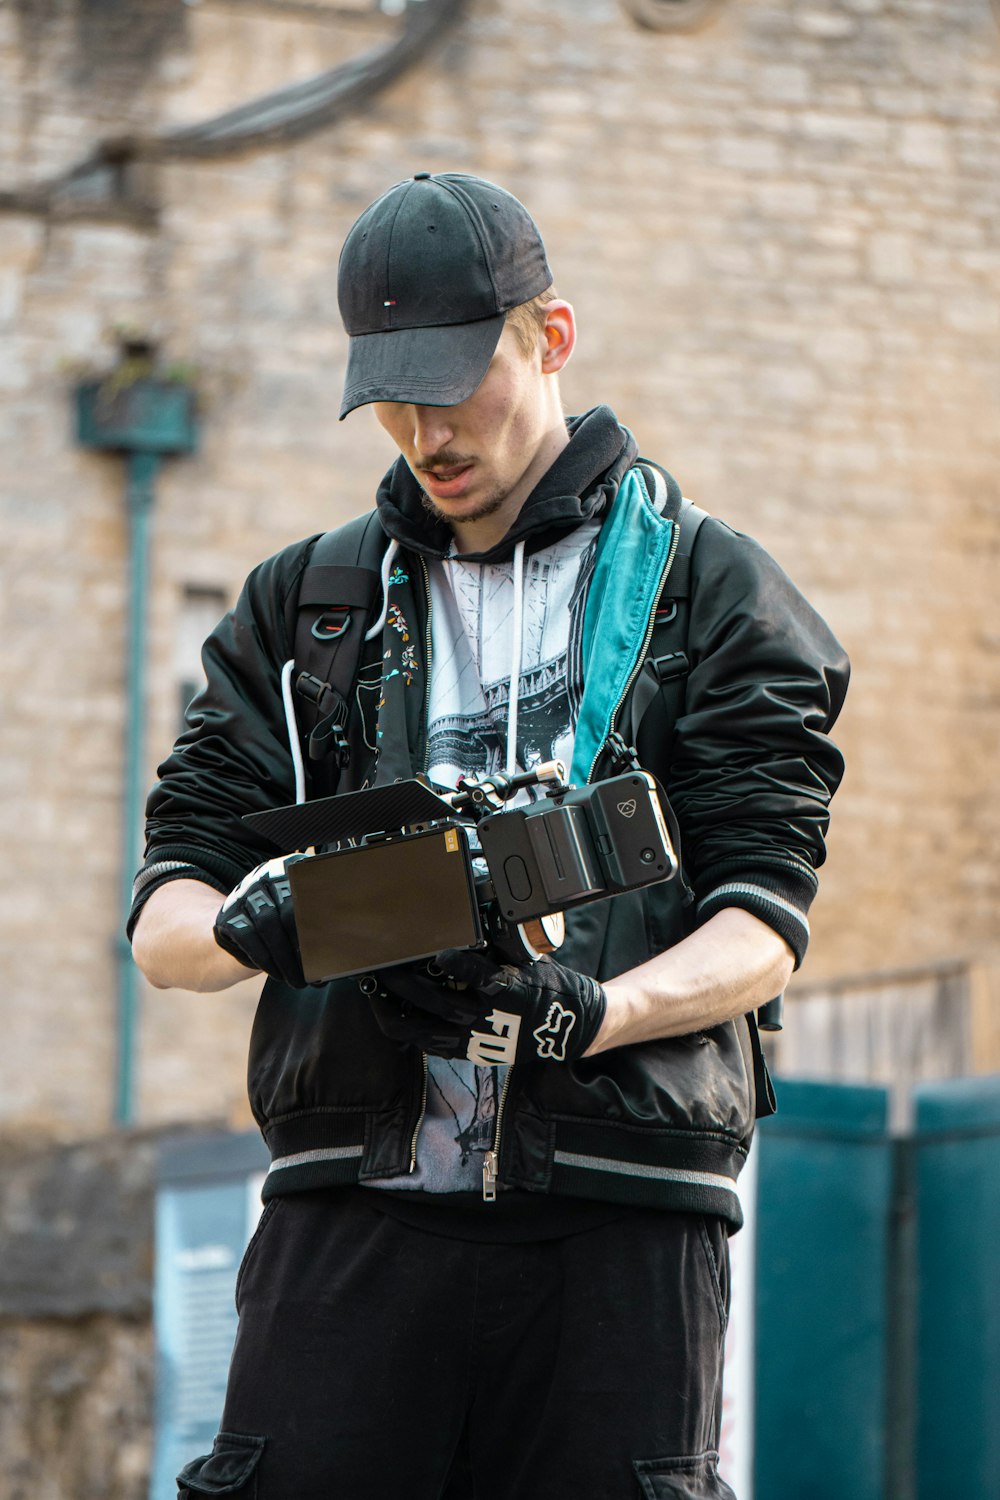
[623,498,710,754]
[293,509,387,770]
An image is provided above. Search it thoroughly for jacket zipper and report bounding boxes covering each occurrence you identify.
[585,516,682,786]
[484,514,680,1201]
[480,537,526,1202]
[409,1052,429,1173]
[483,1065,513,1201]
[408,555,435,1174]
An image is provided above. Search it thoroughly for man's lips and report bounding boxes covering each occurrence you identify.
[419,462,475,500]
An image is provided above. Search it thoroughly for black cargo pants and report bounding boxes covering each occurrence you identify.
[177,1188,736,1500]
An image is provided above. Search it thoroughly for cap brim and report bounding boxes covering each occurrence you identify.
[339,313,506,419]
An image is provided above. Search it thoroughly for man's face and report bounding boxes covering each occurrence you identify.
[372,322,557,536]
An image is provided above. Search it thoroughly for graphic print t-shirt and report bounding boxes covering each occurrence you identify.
[371,520,601,1194]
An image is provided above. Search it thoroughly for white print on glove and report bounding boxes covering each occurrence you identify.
[220,856,296,921]
[532,1001,577,1061]
[466,1008,521,1066]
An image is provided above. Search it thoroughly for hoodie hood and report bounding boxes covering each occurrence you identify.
[373,405,639,563]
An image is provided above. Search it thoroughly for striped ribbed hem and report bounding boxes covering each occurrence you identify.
[549,1153,742,1226]
[260,1107,410,1202]
[257,1113,749,1225]
[696,862,816,967]
[547,1121,747,1228]
[262,1143,365,1200]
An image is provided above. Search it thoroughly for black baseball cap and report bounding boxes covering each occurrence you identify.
[337,172,552,419]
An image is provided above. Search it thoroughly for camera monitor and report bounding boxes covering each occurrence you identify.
[288,823,483,982]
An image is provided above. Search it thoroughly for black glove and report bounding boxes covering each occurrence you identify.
[214,855,313,989]
[360,948,608,1066]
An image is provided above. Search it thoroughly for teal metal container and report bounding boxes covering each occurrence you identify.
[913,1076,1000,1499]
[754,1080,895,1500]
[753,1073,1000,1500]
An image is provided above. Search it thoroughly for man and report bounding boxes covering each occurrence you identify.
[131,172,848,1499]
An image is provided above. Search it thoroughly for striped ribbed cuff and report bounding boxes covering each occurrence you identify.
[695,863,815,968]
[126,846,238,941]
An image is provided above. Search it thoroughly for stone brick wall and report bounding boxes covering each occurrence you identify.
[1,0,998,1138]
[0,1131,162,1500]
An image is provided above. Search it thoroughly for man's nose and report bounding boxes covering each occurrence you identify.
[411,405,455,457]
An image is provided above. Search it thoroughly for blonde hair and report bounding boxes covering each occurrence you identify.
[506,286,558,358]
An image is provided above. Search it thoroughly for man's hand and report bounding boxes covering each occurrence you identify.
[360,949,607,1066]
[214,855,313,989]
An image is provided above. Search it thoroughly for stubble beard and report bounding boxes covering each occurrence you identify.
[419,482,509,527]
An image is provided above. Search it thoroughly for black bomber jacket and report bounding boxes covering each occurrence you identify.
[131,408,849,1227]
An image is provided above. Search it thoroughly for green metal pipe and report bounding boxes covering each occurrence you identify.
[116,450,159,1125]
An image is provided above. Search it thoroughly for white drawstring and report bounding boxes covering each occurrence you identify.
[506,540,526,776]
[365,538,400,642]
[280,659,307,805]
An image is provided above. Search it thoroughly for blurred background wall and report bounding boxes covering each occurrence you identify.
[1,0,998,1493]
[2,0,998,1139]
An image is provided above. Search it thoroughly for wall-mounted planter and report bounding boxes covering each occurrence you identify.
[76,378,197,455]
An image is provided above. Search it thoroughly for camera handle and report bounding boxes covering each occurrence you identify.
[757,994,784,1031]
[450,760,568,819]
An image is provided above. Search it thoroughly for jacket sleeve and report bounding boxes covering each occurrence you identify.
[127,537,318,937]
[666,518,849,966]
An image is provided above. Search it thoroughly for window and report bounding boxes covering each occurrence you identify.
[176,585,228,729]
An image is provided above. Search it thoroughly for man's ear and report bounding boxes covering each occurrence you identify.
[540,301,576,374]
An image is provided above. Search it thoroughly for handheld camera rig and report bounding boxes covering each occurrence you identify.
[244,743,680,984]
